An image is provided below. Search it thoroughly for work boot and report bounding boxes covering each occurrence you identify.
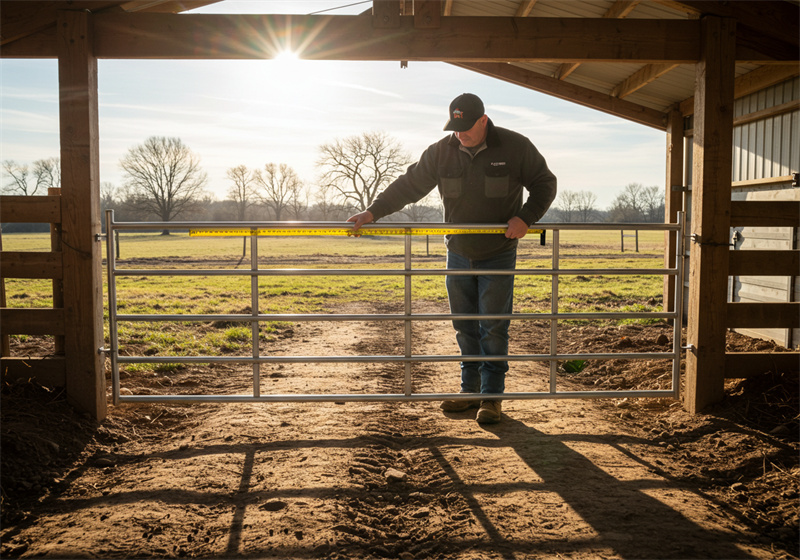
[476,400,502,424]
[440,396,481,412]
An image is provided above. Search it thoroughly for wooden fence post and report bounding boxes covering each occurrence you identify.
[685,16,736,413]
[58,10,106,420]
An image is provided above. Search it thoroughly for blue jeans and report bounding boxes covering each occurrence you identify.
[445,248,516,395]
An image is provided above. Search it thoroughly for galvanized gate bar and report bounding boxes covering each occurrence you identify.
[105,211,685,405]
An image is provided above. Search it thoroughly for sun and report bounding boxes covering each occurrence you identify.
[274,49,300,64]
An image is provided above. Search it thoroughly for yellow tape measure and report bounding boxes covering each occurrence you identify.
[190,227,544,237]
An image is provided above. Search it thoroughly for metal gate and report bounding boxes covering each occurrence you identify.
[105,211,685,405]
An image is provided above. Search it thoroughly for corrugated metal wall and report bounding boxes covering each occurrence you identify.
[684,77,799,348]
[732,77,800,181]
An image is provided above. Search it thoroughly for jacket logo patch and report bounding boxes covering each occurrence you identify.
[490,161,507,166]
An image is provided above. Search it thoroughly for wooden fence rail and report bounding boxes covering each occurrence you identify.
[726,199,800,377]
[0,190,66,386]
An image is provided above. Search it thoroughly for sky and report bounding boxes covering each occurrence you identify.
[0,0,667,210]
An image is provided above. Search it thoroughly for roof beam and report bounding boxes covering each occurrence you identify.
[77,13,701,62]
[672,1,798,50]
[452,61,667,130]
[555,0,640,80]
[0,1,120,46]
[515,0,539,17]
[611,62,679,98]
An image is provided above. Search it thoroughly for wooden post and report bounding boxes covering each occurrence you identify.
[0,233,8,357]
[664,109,684,314]
[58,10,106,420]
[49,187,65,355]
[685,16,736,414]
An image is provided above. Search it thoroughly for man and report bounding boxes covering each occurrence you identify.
[348,93,557,424]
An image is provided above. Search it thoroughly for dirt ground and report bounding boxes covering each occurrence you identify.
[1,303,798,560]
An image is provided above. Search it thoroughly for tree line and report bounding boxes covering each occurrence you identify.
[2,133,663,232]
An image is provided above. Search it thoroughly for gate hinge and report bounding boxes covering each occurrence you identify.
[95,233,107,242]
[98,346,110,355]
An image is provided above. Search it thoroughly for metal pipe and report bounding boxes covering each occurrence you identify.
[111,267,680,277]
[105,210,120,406]
[115,311,678,322]
[118,388,678,404]
[108,220,681,232]
[116,351,677,364]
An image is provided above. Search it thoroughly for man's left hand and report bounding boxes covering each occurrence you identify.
[505,216,529,239]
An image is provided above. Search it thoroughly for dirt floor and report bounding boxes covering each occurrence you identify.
[1,303,798,560]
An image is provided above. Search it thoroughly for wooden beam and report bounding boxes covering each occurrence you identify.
[680,64,800,116]
[685,16,736,414]
[672,1,799,52]
[0,251,62,280]
[515,0,539,17]
[0,308,65,335]
[452,61,667,130]
[443,0,453,17]
[0,195,61,223]
[729,250,800,277]
[724,353,800,378]
[372,0,401,28]
[414,0,441,28]
[663,109,684,313]
[611,63,679,98]
[87,13,701,62]
[727,303,800,328]
[0,356,67,387]
[555,0,641,80]
[0,1,121,46]
[58,10,106,421]
[730,201,800,228]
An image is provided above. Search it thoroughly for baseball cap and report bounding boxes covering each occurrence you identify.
[443,93,485,132]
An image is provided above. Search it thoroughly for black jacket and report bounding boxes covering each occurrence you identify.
[366,119,557,260]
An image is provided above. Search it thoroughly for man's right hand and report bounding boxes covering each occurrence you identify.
[347,210,374,231]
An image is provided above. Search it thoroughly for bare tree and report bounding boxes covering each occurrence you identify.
[312,182,338,220]
[607,182,648,222]
[288,183,309,220]
[254,163,302,221]
[34,157,60,190]
[554,189,580,222]
[225,165,256,257]
[119,137,207,233]
[2,157,60,195]
[316,131,412,211]
[575,190,598,222]
[226,165,256,221]
[641,185,665,222]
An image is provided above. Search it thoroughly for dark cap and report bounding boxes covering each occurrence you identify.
[443,93,484,132]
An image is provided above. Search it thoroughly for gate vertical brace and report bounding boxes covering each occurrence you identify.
[106,210,120,405]
[671,211,686,398]
[404,231,413,396]
[549,229,560,393]
[251,230,260,398]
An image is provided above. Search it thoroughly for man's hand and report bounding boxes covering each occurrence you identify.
[347,210,374,231]
[505,216,529,239]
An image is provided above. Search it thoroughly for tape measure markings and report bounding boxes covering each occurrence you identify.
[190,228,544,237]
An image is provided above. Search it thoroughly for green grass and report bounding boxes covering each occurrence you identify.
[3,229,672,372]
